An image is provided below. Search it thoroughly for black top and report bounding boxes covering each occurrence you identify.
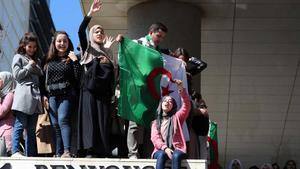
[78,16,92,52]
[187,57,207,76]
[185,57,207,95]
[46,58,81,96]
[78,16,115,97]
[191,101,209,136]
[192,114,209,136]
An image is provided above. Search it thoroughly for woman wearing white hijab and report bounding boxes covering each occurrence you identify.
[228,159,243,169]
[0,71,16,156]
[77,0,118,157]
[261,163,273,169]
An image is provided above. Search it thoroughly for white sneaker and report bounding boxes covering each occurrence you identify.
[11,152,25,157]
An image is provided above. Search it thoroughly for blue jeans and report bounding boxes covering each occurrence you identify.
[153,149,186,169]
[49,96,71,156]
[12,111,38,156]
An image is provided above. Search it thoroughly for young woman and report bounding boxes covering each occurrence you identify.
[151,80,191,169]
[174,47,207,95]
[77,0,116,157]
[11,32,43,157]
[190,92,210,159]
[45,31,80,158]
[0,71,15,156]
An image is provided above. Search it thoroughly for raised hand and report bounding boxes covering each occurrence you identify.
[87,0,102,16]
[115,34,124,42]
[174,79,183,91]
[68,51,78,62]
[103,36,115,48]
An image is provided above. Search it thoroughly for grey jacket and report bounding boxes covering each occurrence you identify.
[11,54,43,115]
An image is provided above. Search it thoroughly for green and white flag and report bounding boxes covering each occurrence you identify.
[208,121,219,169]
[118,37,187,127]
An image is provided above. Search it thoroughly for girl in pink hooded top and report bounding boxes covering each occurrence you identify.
[151,79,191,169]
[0,71,15,156]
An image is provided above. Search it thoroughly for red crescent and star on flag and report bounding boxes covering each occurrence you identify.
[146,67,175,100]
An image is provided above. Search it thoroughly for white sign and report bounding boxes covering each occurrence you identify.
[0,157,207,169]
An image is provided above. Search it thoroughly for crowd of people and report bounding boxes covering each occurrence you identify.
[0,0,296,169]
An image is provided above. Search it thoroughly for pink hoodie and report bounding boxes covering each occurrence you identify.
[151,89,191,157]
[0,92,15,152]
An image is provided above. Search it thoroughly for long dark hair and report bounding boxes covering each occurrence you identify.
[174,47,190,63]
[156,96,177,131]
[16,32,38,61]
[46,31,74,63]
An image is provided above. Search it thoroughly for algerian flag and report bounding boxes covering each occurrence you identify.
[208,121,219,169]
[118,37,188,127]
[160,54,188,109]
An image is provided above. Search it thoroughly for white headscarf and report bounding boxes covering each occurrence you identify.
[80,25,113,65]
[228,159,243,169]
[261,163,273,169]
[0,71,15,98]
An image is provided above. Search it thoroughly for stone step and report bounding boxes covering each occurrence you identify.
[0,157,207,169]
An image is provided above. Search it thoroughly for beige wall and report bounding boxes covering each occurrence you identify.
[81,0,300,167]
[199,0,300,167]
